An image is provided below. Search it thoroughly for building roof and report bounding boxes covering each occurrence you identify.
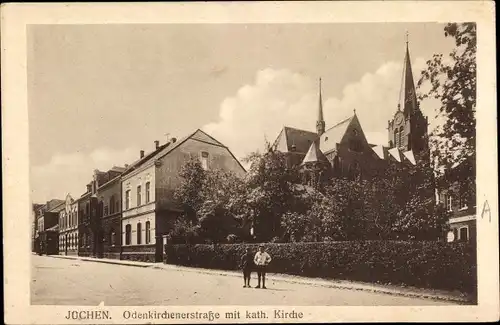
[122,128,245,178]
[302,141,329,165]
[319,116,354,153]
[42,199,65,212]
[110,166,126,173]
[46,201,65,213]
[273,126,318,153]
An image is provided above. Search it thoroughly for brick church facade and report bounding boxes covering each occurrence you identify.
[272,42,429,183]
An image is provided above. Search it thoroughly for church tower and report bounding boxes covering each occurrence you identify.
[316,78,326,136]
[388,37,429,159]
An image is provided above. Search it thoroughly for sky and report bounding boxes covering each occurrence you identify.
[28,23,455,203]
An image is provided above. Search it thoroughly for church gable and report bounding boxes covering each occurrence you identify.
[272,128,289,152]
[320,114,371,154]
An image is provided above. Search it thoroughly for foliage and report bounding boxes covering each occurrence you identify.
[169,218,201,244]
[174,158,206,222]
[173,158,247,244]
[280,160,448,242]
[164,241,477,295]
[244,148,303,241]
[418,23,476,183]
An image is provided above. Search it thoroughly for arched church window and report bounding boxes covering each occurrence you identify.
[399,126,404,148]
[394,129,399,147]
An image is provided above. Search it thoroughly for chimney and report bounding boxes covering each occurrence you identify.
[171,137,177,143]
[124,164,129,168]
[154,140,159,149]
[140,150,145,158]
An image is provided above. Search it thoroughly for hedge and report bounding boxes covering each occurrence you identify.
[164,241,476,294]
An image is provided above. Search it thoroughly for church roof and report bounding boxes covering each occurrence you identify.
[402,150,416,165]
[301,141,329,165]
[388,147,402,162]
[274,126,318,153]
[319,116,354,153]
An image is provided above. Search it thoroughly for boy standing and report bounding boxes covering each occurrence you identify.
[240,247,254,288]
[254,245,272,289]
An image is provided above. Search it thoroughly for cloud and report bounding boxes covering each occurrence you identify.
[31,147,139,203]
[204,60,441,162]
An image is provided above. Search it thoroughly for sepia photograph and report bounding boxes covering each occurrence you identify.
[2,1,498,324]
[28,21,477,306]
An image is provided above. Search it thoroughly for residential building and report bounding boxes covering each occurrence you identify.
[37,199,65,255]
[32,203,44,252]
[438,156,476,242]
[58,194,80,256]
[96,166,125,259]
[120,130,246,262]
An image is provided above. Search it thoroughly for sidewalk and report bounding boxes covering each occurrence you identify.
[49,254,473,304]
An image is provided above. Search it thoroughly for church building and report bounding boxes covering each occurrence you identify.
[272,42,429,184]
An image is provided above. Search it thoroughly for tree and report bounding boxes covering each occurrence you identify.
[174,158,206,222]
[391,161,450,240]
[244,147,302,242]
[418,23,476,183]
[197,168,247,243]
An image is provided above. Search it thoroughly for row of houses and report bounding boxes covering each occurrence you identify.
[32,129,246,261]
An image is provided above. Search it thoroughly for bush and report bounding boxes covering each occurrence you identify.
[164,241,476,294]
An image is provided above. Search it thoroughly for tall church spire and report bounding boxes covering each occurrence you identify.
[402,34,419,117]
[316,77,326,136]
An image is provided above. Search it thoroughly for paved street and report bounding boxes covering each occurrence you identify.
[31,255,454,306]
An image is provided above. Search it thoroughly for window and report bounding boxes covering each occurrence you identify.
[459,227,469,242]
[137,186,142,206]
[394,129,399,147]
[446,194,453,212]
[125,225,131,245]
[104,205,109,216]
[399,126,404,148]
[459,191,468,210]
[110,229,116,246]
[145,221,151,244]
[110,195,115,214]
[200,151,209,170]
[125,190,131,210]
[115,200,120,213]
[145,182,151,204]
[137,222,142,245]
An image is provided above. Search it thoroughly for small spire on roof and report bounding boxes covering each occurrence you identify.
[316,77,326,136]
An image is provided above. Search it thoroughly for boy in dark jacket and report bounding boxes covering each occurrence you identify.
[240,248,254,288]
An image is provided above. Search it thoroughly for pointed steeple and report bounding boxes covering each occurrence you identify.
[316,78,326,136]
[402,35,419,117]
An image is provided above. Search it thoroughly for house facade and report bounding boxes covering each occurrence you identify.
[38,199,65,255]
[438,157,476,243]
[96,167,125,259]
[32,203,44,252]
[58,194,79,256]
[77,186,98,257]
[121,130,246,262]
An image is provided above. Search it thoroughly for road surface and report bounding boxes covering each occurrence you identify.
[31,255,454,306]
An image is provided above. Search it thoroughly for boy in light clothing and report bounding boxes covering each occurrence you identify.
[253,245,272,289]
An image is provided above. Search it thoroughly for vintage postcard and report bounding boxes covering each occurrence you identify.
[2,1,498,324]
